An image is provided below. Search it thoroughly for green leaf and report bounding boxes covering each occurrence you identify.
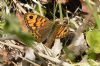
[88,59,97,66]
[4,15,20,33]
[63,47,76,61]
[4,14,34,46]
[86,30,100,53]
[16,32,34,47]
[86,48,96,59]
[0,22,5,29]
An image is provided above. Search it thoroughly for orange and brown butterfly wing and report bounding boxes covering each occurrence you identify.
[24,13,53,42]
[56,24,69,38]
[45,22,69,48]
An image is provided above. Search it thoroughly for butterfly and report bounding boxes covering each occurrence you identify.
[24,13,69,44]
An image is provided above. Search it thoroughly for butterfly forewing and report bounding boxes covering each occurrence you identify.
[24,13,54,42]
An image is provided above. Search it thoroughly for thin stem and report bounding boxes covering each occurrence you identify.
[53,2,58,21]
[37,1,43,16]
[58,3,63,24]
